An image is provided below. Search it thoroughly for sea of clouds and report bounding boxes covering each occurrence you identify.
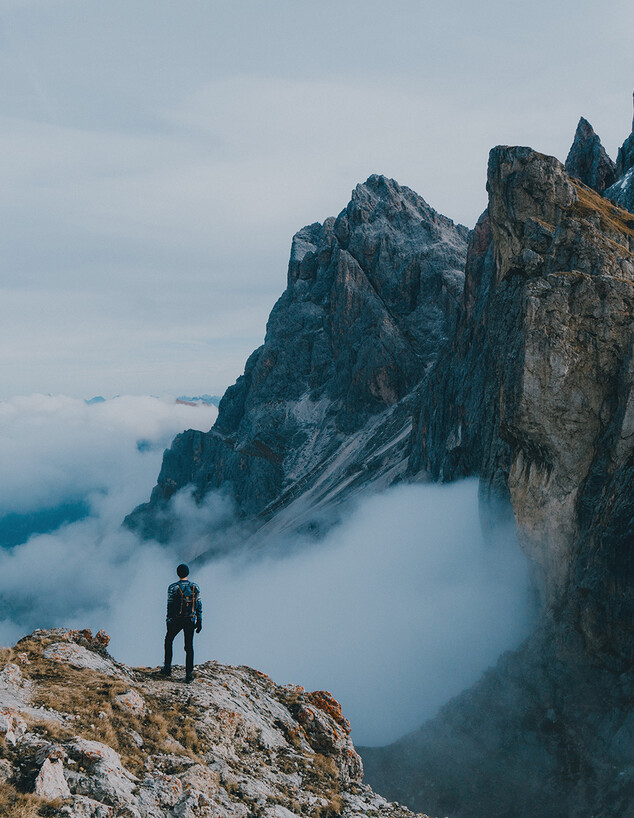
[0,394,535,745]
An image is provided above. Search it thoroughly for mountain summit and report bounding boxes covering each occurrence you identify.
[565,116,617,194]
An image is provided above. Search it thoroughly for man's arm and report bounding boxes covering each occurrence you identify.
[195,586,203,632]
[166,583,177,622]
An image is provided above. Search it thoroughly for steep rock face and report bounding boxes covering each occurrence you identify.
[0,628,426,818]
[605,97,634,213]
[413,146,634,622]
[365,147,634,817]
[127,176,468,545]
[565,117,617,194]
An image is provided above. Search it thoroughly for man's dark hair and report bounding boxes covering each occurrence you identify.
[177,563,189,578]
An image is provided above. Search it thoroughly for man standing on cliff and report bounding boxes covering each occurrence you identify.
[161,563,202,683]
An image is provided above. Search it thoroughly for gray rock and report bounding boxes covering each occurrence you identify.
[60,795,114,818]
[0,629,425,818]
[371,145,634,818]
[35,757,71,800]
[43,642,120,678]
[565,116,617,194]
[605,96,634,213]
[127,175,469,548]
[0,758,13,783]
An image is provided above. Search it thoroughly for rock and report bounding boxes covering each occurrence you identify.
[35,741,68,765]
[565,116,617,194]
[605,165,634,213]
[35,757,72,800]
[605,95,634,213]
[367,145,634,818]
[65,737,138,807]
[43,642,120,678]
[113,689,145,715]
[0,708,27,745]
[126,175,469,548]
[0,662,31,712]
[61,795,114,817]
[0,757,13,783]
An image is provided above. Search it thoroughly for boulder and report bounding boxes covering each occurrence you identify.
[35,757,71,800]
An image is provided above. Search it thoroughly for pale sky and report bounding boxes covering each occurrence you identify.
[1,0,632,398]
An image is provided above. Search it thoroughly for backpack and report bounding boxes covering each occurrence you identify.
[176,581,198,620]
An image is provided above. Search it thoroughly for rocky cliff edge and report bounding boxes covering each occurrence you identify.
[0,628,425,818]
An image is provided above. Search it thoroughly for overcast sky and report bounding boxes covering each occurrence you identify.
[1,0,632,398]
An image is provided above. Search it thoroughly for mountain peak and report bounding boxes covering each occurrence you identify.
[127,176,469,542]
[564,116,617,194]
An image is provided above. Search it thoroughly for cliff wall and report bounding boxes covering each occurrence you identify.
[363,147,634,817]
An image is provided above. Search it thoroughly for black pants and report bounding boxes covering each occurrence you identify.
[164,618,195,676]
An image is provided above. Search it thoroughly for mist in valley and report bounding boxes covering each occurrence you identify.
[0,395,534,745]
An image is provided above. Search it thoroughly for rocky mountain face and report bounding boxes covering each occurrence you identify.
[565,116,617,194]
[0,628,425,818]
[605,98,634,213]
[124,107,634,818]
[362,147,634,816]
[126,175,468,547]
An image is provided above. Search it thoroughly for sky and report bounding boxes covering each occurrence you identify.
[0,395,534,745]
[0,0,632,398]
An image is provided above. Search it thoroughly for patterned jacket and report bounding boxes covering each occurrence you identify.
[166,579,202,626]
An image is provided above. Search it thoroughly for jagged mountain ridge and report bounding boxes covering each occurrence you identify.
[125,105,634,818]
[0,628,426,818]
[126,175,469,546]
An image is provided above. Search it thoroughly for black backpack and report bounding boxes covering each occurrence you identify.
[176,581,198,620]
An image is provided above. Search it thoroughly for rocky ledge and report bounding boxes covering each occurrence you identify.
[0,628,425,818]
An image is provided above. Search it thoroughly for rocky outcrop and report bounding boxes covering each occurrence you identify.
[0,628,426,817]
[127,175,468,547]
[565,117,617,194]
[363,147,634,817]
[121,111,634,818]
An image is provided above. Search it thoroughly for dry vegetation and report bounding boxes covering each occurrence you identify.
[0,633,365,818]
[572,181,634,243]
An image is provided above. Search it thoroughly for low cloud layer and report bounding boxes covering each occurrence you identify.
[0,395,534,746]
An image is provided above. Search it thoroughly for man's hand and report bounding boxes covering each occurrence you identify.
[196,622,202,633]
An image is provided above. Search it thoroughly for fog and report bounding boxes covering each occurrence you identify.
[0,396,534,745]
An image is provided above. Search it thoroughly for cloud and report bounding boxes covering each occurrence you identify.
[0,399,534,746]
[0,394,217,516]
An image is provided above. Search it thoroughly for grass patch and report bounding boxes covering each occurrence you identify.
[0,783,60,818]
[572,182,634,243]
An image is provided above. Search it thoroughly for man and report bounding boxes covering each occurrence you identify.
[162,563,202,682]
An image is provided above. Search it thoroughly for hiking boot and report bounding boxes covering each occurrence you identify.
[185,672,194,683]
[160,666,171,677]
